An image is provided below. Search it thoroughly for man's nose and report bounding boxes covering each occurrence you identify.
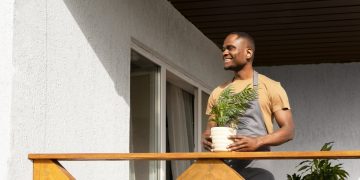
[223,50,229,57]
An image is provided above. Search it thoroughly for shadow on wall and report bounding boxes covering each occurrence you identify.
[63,0,131,104]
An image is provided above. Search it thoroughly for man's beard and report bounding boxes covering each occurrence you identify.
[224,63,244,72]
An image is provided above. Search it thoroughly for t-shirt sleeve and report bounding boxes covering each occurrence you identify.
[205,91,216,120]
[269,82,291,112]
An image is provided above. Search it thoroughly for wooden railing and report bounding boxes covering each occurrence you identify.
[28,151,360,180]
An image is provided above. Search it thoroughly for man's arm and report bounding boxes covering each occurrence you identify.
[227,109,294,151]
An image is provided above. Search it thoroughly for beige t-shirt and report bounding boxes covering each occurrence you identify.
[206,74,290,133]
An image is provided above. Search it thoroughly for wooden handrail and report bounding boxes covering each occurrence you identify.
[29,151,360,160]
[29,151,360,180]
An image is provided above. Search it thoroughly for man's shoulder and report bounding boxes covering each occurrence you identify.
[258,73,287,95]
[258,73,279,83]
[258,73,288,97]
[258,73,281,86]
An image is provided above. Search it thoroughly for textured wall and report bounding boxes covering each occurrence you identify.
[10,0,229,179]
[11,0,360,178]
[0,1,14,179]
[257,63,360,179]
[128,0,227,88]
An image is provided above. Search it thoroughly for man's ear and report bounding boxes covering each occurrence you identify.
[246,48,254,60]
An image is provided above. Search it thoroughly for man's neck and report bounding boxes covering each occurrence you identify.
[233,66,253,80]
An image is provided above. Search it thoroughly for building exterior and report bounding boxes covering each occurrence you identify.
[1,0,360,179]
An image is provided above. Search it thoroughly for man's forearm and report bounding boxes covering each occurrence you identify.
[257,125,294,147]
[257,109,295,148]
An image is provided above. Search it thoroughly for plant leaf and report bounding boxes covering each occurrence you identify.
[321,141,334,151]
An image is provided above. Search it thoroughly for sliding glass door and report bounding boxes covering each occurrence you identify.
[129,47,211,179]
[130,50,160,180]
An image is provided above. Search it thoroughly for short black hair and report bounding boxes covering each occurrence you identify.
[228,32,255,52]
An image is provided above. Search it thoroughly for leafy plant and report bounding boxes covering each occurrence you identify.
[209,84,257,128]
[287,142,349,180]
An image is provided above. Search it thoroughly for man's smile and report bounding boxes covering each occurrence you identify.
[224,58,233,63]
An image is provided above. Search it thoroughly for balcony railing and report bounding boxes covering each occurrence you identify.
[28,151,360,179]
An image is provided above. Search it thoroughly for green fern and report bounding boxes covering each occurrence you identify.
[210,84,257,127]
[287,142,349,180]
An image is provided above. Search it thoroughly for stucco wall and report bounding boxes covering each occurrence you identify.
[0,1,14,179]
[11,0,360,179]
[10,0,229,179]
[257,63,360,179]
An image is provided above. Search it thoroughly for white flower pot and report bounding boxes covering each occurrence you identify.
[210,127,236,152]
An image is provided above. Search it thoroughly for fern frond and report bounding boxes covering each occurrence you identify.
[210,84,257,126]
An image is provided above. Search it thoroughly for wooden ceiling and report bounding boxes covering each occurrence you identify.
[168,0,360,66]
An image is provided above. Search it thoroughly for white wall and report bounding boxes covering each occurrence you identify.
[14,0,360,179]
[0,0,14,179]
[257,63,360,179]
[10,0,229,179]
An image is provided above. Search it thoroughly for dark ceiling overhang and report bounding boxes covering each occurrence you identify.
[168,0,360,66]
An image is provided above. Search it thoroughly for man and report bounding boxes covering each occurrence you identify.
[202,32,294,180]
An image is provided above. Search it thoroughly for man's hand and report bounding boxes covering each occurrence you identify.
[202,121,217,151]
[202,129,213,151]
[227,135,263,152]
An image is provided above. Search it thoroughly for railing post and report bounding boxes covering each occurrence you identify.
[178,159,244,180]
[33,159,75,180]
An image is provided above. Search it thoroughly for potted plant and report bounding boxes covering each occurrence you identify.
[209,84,257,151]
[287,142,349,180]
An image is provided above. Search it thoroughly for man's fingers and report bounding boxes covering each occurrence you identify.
[228,135,237,139]
[228,143,247,151]
[204,146,212,151]
[227,136,260,152]
[227,138,250,151]
[228,139,247,146]
[202,140,212,146]
[202,138,213,151]
[228,135,245,139]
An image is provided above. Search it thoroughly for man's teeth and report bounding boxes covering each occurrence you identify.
[224,59,232,62]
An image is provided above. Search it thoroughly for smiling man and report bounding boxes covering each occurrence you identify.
[202,32,295,180]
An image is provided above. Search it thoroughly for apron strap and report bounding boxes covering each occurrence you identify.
[253,71,258,90]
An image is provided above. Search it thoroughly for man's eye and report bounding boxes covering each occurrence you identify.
[222,46,235,52]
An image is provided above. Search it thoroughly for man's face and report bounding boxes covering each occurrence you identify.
[222,34,250,71]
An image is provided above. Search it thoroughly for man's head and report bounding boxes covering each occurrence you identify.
[222,32,255,71]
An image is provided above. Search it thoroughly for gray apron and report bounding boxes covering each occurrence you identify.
[225,71,274,180]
